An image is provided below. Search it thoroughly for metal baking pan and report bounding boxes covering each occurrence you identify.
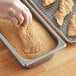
[0,0,66,68]
[0,23,66,68]
[26,0,76,43]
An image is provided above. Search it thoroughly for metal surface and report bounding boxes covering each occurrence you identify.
[27,0,76,43]
[0,0,66,68]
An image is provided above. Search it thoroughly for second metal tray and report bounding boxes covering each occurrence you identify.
[27,0,76,43]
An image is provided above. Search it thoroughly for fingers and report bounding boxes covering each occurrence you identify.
[20,2,32,26]
[15,13,24,25]
[6,15,18,25]
[22,6,32,26]
[7,1,32,26]
[22,10,29,26]
[29,11,32,23]
[8,8,24,26]
[8,7,32,26]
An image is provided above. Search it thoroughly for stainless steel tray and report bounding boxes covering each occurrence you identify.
[0,0,66,68]
[27,0,76,43]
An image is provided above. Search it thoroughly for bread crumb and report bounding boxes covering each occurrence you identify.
[0,18,56,59]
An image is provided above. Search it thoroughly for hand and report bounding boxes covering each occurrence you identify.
[0,0,32,26]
